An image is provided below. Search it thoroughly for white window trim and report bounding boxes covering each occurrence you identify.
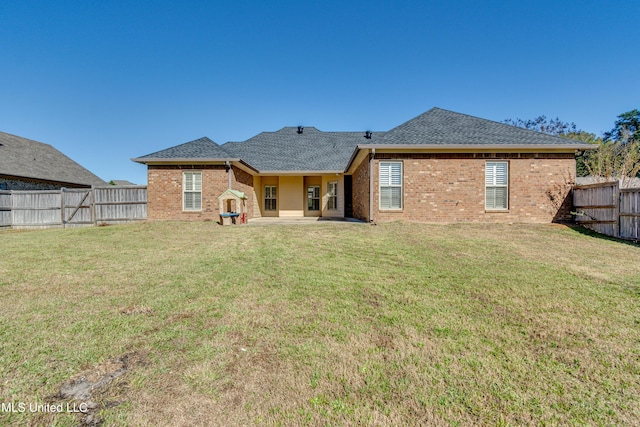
[327,181,338,211]
[379,161,403,210]
[183,171,202,211]
[485,161,509,210]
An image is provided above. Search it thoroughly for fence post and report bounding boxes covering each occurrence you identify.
[614,181,620,238]
[61,188,65,229]
[91,187,97,226]
[5,190,14,229]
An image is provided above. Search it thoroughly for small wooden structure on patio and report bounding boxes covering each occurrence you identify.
[218,189,247,225]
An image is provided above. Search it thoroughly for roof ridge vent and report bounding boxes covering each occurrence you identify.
[297,126,304,134]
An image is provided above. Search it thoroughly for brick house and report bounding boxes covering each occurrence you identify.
[0,131,106,190]
[132,108,593,223]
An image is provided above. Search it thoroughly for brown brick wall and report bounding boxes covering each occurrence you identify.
[231,166,256,219]
[364,153,575,223]
[146,153,575,224]
[147,164,255,221]
[351,156,370,221]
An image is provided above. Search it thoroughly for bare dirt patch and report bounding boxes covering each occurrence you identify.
[119,305,155,316]
[48,352,146,426]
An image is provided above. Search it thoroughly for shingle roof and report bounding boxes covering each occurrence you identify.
[132,107,593,174]
[222,127,384,171]
[379,107,589,146]
[0,131,106,187]
[134,136,233,160]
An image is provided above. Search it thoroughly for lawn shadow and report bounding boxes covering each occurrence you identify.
[569,225,640,248]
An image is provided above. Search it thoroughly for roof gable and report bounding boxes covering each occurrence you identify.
[0,131,106,186]
[135,136,233,160]
[380,107,587,146]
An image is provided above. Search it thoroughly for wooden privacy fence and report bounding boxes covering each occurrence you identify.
[573,182,640,240]
[0,186,147,229]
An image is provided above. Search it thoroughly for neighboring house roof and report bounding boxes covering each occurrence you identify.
[0,131,106,187]
[132,107,594,174]
[222,127,385,172]
[110,180,137,186]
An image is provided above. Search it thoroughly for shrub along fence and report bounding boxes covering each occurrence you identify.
[0,186,147,229]
[573,181,640,240]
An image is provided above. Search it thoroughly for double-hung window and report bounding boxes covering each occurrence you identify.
[379,161,403,210]
[485,161,508,210]
[264,186,277,211]
[183,171,202,211]
[327,181,338,210]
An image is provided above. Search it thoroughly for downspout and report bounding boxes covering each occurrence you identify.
[226,161,232,189]
[369,148,375,223]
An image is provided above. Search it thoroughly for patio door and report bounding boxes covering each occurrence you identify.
[307,185,320,214]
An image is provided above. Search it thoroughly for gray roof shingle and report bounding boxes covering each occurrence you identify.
[379,107,589,146]
[134,136,233,160]
[222,127,384,171]
[132,107,592,173]
[0,131,106,187]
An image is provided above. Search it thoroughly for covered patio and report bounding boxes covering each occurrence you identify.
[246,217,364,226]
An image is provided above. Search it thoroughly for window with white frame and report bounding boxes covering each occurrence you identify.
[379,161,403,210]
[327,181,338,210]
[183,171,202,211]
[264,185,277,211]
[485,161,508,210]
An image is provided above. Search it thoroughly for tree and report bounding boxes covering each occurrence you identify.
[570,131,603,177]
[504,115,598,177]
[580,109,640,184]
[505,112,640,182]
[603,109,640,143]
[580,137,640,186]
[503,115,578,136]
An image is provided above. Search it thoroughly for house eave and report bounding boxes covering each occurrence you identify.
[344,149,371,175]
[257,170,344,176]
[131,157,238,164]
[356,143,596,151]
[131,157,259,174]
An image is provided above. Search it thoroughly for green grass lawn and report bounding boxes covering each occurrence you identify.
[1,221,639,426]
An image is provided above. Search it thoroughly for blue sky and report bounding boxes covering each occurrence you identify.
[1,0,638,185]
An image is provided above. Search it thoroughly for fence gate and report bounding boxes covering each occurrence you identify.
[0,186,147,229]
[63,188,94,227]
